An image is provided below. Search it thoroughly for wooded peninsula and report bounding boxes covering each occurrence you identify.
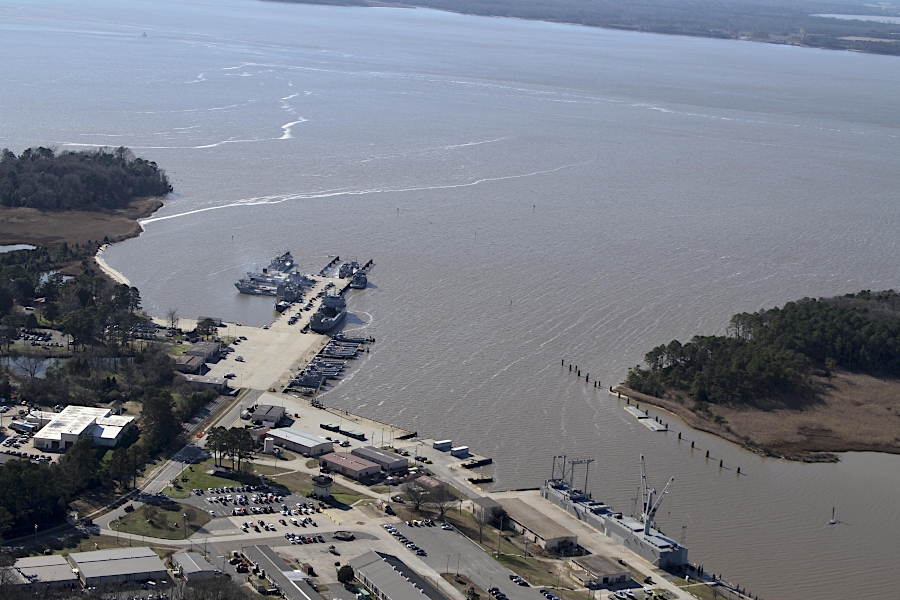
[619,291,900,461]
[272,0,900,56]
[0,147,169,247]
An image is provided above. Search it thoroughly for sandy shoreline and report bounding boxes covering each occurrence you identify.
[94,244,131,285]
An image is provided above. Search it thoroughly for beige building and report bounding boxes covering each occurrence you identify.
[499,497,578,553]
[175,355,205,374]
[320,451,380,480]
[570,555,630,587]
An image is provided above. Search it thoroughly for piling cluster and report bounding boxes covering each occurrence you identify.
[561,359,601,389]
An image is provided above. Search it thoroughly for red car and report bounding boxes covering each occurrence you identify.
[123,504,135,512]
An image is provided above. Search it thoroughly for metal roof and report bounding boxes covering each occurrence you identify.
[351,446,408,470]
[241,545,319,600]
[8,555,78,585]
[499,498,577,541]
[172,552,215,574]
[267,428,332,448]
[321,452,380,473]
[68,547,166,579]
[350,551,444,600]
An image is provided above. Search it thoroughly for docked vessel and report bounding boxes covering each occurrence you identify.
[235,278,278,296]
[339,260,360,279]
[309,294,346,334]
[234,251,315,297]
[274,300,291,312]
[349,270,367,289]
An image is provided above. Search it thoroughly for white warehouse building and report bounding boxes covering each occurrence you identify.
[33,406,135,452]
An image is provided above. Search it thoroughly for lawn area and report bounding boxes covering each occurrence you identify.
[258,468,374,507]
[163,459,287,498]
[493,554,588,600]
[116,500,211,540]
[306,458,319,469]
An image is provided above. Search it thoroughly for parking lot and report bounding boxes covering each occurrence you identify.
[381,521,547,600]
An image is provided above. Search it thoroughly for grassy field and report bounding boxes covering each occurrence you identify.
[162,459,285,498]
[116,500,211,540]
[256,467,374,507]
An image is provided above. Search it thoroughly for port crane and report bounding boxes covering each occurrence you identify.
[640,454,674,535]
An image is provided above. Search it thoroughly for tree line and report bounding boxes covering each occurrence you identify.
[0,146,171,210]
[625,290,900,406]
[205,427,256,472]
[0,385,218,539]
[279,0,900,55]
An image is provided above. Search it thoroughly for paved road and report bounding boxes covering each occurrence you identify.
[386,521,548,600]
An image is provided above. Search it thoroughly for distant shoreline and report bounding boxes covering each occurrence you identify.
[265,0,900,57]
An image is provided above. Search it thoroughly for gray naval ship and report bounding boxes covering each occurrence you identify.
[309,294,347,334]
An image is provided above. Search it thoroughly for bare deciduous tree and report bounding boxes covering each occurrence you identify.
[402,482,429,512]
[14,349,44,380]
[429,486,457,520]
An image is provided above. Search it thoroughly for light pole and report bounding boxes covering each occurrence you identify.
[446,555,450,575]
[33,523,38,546]
[116,517,121,545]
[183,513,187,539]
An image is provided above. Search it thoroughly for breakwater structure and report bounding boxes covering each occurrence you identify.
[540,455,688,570]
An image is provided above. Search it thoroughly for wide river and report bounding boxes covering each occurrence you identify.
[3,1,899,597]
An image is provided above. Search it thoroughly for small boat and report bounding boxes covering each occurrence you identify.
[827,507,837,525]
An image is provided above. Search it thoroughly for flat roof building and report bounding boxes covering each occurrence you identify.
[470,496,502,522]
[267,428,333,456]
[570,555,630,588]
[499,497,577,553]
[251,404,286,427]
[186,341,220,360]
[320,451,380,480]
[350,552,444,600]
[172,552,216,582]
[351,446,408,472]
[33,406,135,451]
[67,547,167,586]
[179,374,228,391]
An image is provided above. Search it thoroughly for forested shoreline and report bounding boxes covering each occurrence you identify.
[271,0,900,56]
[625,290,900,407]
[0,147,171,210]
